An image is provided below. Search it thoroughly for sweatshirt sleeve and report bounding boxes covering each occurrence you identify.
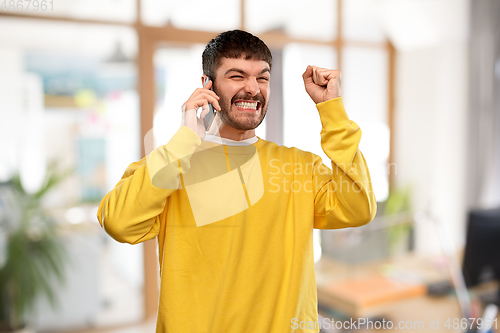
[312,97,377,229]
[96,126,202,244]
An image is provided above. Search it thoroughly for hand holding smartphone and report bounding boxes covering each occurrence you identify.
[202,76,216,131]
[181,76,220,140]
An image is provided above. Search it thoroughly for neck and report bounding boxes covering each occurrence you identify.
[206,114,256,141]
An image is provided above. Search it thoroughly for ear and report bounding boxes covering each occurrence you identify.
[201,75,209,86]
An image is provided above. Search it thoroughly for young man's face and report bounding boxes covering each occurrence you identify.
[211,57,271,131]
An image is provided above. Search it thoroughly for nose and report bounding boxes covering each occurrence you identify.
[243,77,260,96]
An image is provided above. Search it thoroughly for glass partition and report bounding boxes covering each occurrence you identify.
[141,0,240,30]
[245,0,337,42]
[283,43,337,164]
[342,46,390,202]
[342,0,386,42]
[0,18,144,331]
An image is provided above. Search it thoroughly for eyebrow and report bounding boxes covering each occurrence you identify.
[224,68,271,76]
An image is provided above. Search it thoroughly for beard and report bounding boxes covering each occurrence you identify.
[212,85,268,131]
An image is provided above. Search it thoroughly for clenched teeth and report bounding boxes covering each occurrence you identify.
[235,101,258,109]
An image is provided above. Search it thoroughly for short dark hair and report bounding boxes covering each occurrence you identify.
[202,30,272,80]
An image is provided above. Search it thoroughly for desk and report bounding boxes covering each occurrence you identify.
[315,254,466,332]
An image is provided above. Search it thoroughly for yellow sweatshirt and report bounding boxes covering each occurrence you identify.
[97,97,377,333]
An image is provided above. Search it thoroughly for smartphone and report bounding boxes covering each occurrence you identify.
[202,76,216,131]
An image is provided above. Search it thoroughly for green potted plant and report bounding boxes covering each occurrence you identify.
[0,161,72,332]
[383,184,414,257]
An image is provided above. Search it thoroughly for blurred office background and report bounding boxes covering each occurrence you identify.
[0,0,499,332]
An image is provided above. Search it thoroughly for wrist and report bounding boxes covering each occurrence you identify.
[316,97,350,128]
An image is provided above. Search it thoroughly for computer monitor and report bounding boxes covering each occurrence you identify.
[462,207,500,304]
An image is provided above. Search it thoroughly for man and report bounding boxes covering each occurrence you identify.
[98,30,377,332]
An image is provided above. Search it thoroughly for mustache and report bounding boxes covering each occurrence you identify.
[231,93,265,106]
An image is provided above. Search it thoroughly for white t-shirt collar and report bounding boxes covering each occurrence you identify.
[204,134,258,146]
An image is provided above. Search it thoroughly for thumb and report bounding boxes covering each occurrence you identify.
[302,65,314,84]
